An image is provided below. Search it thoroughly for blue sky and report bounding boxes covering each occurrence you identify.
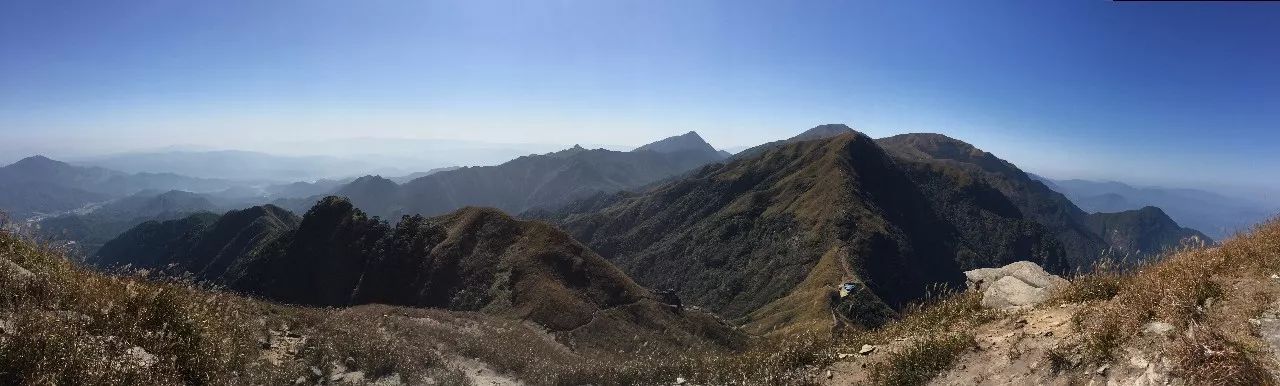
[1,0,1277,193]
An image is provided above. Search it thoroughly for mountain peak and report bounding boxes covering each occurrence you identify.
[7,155,67,169]
[349,175,395,186]
[788,124,857,142]
[633,131,717,154]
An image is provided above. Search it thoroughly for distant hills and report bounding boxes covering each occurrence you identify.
[633,131,720,153]
[1034,177,1277,240]
[312,131,730,219]
[36,190,218,255]
[94,197,742,352]
[74,150,402,182]
[1085,206,1210,257]
[0,156,235,219]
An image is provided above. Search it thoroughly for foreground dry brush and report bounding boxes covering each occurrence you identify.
[5,218,1280,385]
[1061,218,1280,385]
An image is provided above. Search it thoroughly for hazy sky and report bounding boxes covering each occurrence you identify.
[1,1,1278,192]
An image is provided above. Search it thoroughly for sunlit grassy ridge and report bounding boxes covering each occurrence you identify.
[1058,218,1280,385]
[0,228,263,384]
[0,219,989,385]
[5,213,1279,385]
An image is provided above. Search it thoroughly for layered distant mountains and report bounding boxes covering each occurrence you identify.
[0,132,733,261]
[76,150,404,182]
[36,190,218,255]
[292,131,731,219]
[0,155,236,219]
[1036,177,1276,240]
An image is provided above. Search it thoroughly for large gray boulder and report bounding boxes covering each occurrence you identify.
[965,261,1068,309]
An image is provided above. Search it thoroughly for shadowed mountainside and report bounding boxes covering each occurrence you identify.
[36,190,218,255]
[542,126,1205,335]
[543,126,1070,334]
[1085,206,1211,258]
[95,197,742,352]
[875,133,1111,267]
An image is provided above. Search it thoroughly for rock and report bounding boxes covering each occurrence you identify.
[0,257,33,284]
[1129,356,1150,369]
[965,261,1067,309]
[331,371,365,384]
[1002,261,1069,289]
[125,346,157,368]
[1096,364,1109,375]
[981,276,1049,309]
[1143,321,1176,336]
[0,312,13,335]
[837,353,853,359]
[370,373,403,386]
[858,344,876,355]
[655,289,683,310]
[675,377,687,384]
[1270,274,1279,279]
[826,370,833,379]
[964,268,1005,292]
[52,310,93,324]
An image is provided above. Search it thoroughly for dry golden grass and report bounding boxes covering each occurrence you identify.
[12,212,1280,385]
[1062,218,1280,385]
[868,333,973,386]
[1050,257,1133,304]
[0,229,264,384]
[0,227,473,385]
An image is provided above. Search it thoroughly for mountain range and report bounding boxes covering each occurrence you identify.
[74,150,405,182]
[0,156,236,219]
[35,190,219,255]
[93,197,743,353]
[1035,177,1277,240]
[289,131,731,219]
[45,124,1217,341]
[539,125,1211,334]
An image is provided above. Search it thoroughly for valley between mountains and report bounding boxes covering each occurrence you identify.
[3,125,1261,385]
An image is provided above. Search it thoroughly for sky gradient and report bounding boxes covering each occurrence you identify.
[1,1,1278,193]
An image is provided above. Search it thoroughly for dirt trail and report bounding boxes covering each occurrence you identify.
[452,357,524,386]
[929,305,1085,385]
[820,303,1183,385]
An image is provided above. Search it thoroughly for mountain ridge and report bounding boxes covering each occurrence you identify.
[94,197,744,353]
[318,133,729,219]
[544,129,1071,334]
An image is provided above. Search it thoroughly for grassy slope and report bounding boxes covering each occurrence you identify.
[554,132,1073,337]
[10,215,1276,385]
[1059,217,1280,384]
[1,228,752,385]
[821,217,1280,386]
